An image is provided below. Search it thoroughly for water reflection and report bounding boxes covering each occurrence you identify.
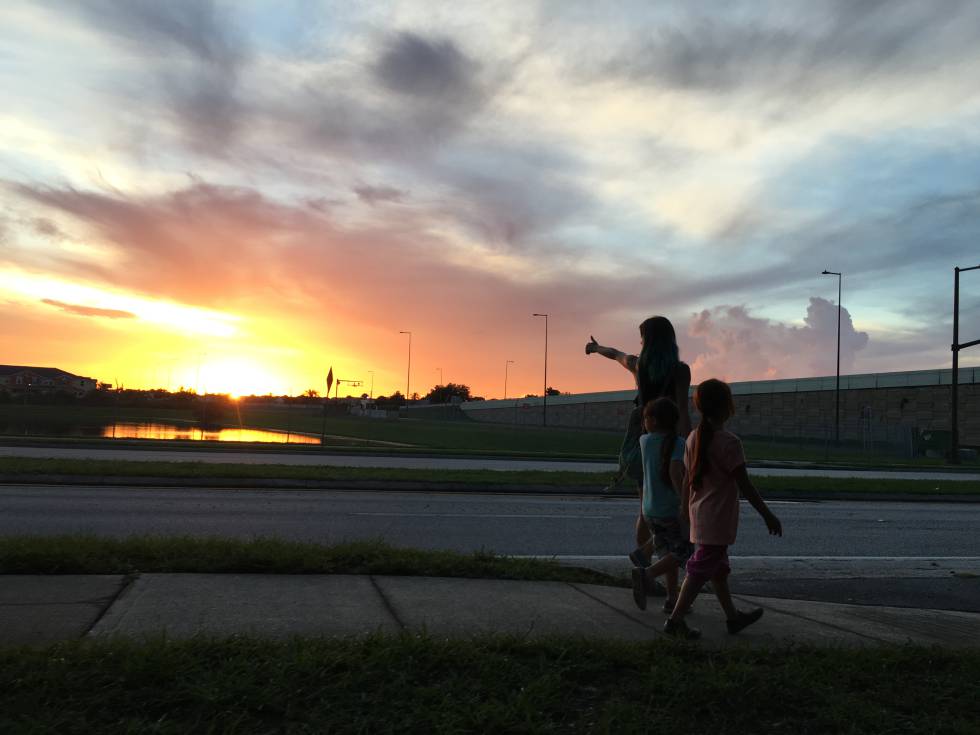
[101,422,320,443]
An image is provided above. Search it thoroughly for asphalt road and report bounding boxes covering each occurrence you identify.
[2,483,978,611]
[3,445,980,480]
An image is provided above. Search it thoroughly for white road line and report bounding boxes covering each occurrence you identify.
[354,513,612,519]
[516,555,980,561]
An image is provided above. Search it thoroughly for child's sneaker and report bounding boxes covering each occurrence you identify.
[663,617,701,640]
[630,568,647,611]
[726,608,764,634]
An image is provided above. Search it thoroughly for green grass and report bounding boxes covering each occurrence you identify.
[0,404,623,456]
[3,456,980,495]
[0,536,623,586]
[241,406,624,454]
[2,635,978,734]
[742,437,980,468]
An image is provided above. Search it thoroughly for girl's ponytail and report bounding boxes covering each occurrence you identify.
[690,420,714,489]
[689,379,735,489]
[644,397,679,486]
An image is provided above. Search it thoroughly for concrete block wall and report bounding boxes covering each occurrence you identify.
[460,371,980,446]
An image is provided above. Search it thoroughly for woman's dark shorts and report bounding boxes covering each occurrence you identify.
[646,516,694,564]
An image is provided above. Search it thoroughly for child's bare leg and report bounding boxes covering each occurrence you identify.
[643,554,679,586]
[668,574,705,621]
[635,513,651,549]
[710,573,737,619]
[663,564,679,601]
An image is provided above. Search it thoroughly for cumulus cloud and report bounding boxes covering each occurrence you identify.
[685,298,869,382]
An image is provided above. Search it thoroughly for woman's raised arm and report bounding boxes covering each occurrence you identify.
[586,336,637,372]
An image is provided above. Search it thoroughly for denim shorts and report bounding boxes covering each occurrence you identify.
[647,516,694,564]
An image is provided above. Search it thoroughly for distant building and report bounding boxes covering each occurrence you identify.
[0,365,97,397]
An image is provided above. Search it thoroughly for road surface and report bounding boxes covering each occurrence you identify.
[2,483,978,611]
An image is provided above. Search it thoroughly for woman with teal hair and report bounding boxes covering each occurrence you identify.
[586,316,692,565]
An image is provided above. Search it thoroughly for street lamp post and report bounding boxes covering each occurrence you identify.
[399,331,412,399]
[822,270,842,444]
[368,371,375,400]
[952,264,980,464]
[532,313,549,427]
[436,367,443,386]
[504,360,514,400]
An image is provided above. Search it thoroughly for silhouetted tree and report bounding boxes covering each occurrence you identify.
[375,391,406,409]
[424,383,472,403]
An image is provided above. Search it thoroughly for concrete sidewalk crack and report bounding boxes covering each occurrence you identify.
[732,594,891,644]
[83,573,138,638]
[368,576,405,631]
[567,582,660,633]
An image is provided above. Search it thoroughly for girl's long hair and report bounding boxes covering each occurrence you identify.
[637,316,679,405]
[689,379,735,489]
[644,397,679,486]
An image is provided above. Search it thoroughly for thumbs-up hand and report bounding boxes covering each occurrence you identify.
[585,336,599,354]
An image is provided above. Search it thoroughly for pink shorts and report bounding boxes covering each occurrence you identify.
[685,544,731,584]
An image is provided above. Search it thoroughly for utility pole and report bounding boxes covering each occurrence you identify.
[951,264,980,464]
[822,270,842,444]
[399,331,412,399]
[504,360,514,400]
[532,313,549,427]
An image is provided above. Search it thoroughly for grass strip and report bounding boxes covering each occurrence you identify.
[2,635,978,734]
[3,456,980,495]
[0,535,624,586]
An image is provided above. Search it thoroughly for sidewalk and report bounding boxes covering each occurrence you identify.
[3,573,979,648]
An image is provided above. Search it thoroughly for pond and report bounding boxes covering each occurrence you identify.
[1,418,320,444]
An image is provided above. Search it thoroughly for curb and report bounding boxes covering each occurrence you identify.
[1,473,978,502]
[0,439,616,463]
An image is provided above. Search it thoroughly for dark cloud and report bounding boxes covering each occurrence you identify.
[596,1,977,106]
[41,299,136,320]
[290,31,497,165]
[353,185,406,205]
[53,0,247,151]
[65,0,242,67]
[33,218,63,237]
[374,33,478,101]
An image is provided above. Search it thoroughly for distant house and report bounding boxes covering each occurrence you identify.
[0,365,97,397]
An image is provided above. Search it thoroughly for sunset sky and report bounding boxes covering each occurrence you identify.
[3,1,980,398]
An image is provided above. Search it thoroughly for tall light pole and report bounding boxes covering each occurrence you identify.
[436,367,443,386]
[504,360,514,400]
[822,270,842,444]
[368,371,375,400]
[951,264,980,464]
[399,331,412,400]
[532,313,548,426]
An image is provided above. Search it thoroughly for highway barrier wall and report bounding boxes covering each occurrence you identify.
[453,368,980,446]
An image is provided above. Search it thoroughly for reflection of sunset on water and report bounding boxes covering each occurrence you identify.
[100,423,320,444]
